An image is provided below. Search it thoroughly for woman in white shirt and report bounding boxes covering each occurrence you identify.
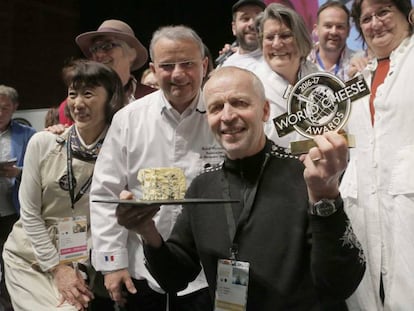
[340,0,414,310]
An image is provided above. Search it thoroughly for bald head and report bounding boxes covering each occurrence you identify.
[203,66,269,160]
[203,66,266,102]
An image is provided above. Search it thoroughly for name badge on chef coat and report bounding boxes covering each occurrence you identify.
[215,259,250,311]
[58,216,88,264]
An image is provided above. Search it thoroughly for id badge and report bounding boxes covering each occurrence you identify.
[58,216,88,264]
[215,259,250,311]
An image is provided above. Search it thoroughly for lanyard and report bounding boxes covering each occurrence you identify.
[66,128,93,210]
[221,153,270,260]
[316,51,340,76]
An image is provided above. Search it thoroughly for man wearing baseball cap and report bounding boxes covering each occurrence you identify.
[217,0,266,72]
[232,0,266,12]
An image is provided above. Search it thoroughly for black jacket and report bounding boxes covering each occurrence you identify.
[144,140,365,310]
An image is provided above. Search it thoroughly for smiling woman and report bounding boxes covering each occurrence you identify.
[340,0,414,310]
[253,3,318,148]
[2,60,126,311]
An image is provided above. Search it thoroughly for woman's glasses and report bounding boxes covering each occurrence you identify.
[360,5,394,26]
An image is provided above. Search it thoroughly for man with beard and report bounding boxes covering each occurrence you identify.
[308,1,359,81]
[219,0,266,72]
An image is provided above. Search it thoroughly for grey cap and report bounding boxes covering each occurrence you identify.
[232,0,266,13]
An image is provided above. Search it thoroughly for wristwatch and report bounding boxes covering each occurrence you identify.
[309,195,342,217]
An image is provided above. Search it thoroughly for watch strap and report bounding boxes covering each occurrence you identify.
[309,195,342,217]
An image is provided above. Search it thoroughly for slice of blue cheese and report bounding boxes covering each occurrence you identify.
[137,167,186,200]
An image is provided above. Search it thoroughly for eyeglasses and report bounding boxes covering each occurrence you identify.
[89,42,121,54]
[154,60,201,71]
[263,31,294,44]
[359,5,394,26]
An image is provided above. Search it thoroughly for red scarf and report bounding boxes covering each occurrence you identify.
[369,58,390,125]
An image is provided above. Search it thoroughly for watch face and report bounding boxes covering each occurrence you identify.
[318,204,335,216]
[315,200,337,217]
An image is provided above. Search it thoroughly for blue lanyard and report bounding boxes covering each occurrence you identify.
[316,51,340,75]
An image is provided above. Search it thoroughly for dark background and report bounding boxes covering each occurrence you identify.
[0,0,234,110]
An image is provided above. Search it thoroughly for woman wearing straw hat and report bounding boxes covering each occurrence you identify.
[58,19,156,126]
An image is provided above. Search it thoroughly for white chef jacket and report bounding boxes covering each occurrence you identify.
[254,59,319,149]
[90,90,224,296]
[341,36,414,311]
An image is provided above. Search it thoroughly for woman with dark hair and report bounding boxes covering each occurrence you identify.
[339,0,414,310]
[2,60,126,310]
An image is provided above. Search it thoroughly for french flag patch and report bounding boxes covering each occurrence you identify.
[105,255,115,262]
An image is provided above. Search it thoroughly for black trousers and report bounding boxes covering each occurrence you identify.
[89,270,117,311]
[124,279,213,311]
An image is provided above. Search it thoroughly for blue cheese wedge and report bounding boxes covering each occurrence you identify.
[138,167,186,200]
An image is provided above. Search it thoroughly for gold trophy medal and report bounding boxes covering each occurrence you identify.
[273,72,370,154]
